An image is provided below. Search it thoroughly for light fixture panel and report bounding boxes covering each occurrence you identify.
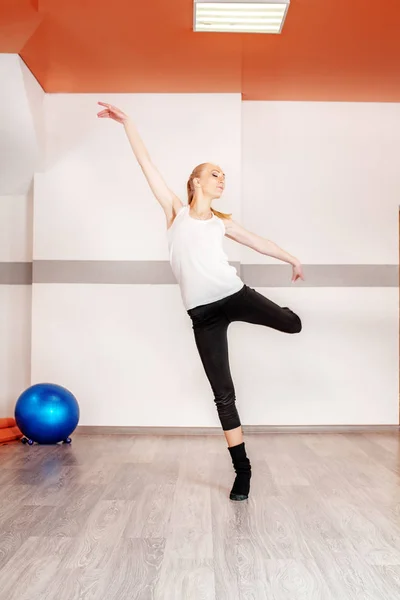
[194,0,290,34]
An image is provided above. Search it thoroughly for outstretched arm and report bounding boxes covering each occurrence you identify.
[97,102,183,224]
[222,217,305,282]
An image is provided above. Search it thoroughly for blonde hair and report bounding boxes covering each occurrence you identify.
[187,163,232,220]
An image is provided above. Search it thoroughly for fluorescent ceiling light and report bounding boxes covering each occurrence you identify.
[193,0,290,34]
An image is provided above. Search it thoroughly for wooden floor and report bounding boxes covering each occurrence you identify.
[1,432,400,599]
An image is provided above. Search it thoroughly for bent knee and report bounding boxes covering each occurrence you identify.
[283,308,302,334]
[289,314,302,334]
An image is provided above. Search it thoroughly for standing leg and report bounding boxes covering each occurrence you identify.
[190,313,240,433]
[188,306,251,500]
[225,426,243,448]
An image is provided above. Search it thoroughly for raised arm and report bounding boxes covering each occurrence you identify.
[222,217,305,282]
[97,102,183,226]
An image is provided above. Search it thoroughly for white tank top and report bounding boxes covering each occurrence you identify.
[167,205,244,310]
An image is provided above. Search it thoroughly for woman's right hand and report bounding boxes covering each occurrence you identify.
[97,102,128,124]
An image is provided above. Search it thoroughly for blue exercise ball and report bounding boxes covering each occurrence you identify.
[15,383,80,445]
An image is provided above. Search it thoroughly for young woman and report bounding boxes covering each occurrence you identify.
[97,102,304,501]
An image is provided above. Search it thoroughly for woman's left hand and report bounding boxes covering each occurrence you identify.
[291,262,305,283]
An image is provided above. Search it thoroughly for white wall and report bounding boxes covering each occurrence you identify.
[0,190,33,417]
[241,102,400,425]
[31,285,217,426]
[0,55,43,418]
[34,94,242,261]
[229,288,398,425]
[31,94,243,426]
[31,284,398,426]
[241,102,400,265]
[0,55,44,195]
[2,63,399,426]
[0,284,32,417]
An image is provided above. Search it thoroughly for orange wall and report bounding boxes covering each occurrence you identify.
[2,0,400,100]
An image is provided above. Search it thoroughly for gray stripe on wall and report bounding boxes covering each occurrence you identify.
[241,264,399,287]
[0,263,32,284]
[32,261,241,284]
[0,261,398,286]
[33,260,179,284]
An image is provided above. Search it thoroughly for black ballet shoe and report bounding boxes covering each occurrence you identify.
[228,441,252,501]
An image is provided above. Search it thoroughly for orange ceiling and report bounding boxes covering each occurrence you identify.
[1,0,400,100]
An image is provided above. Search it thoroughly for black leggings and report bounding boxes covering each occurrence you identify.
[187,284,302,431]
